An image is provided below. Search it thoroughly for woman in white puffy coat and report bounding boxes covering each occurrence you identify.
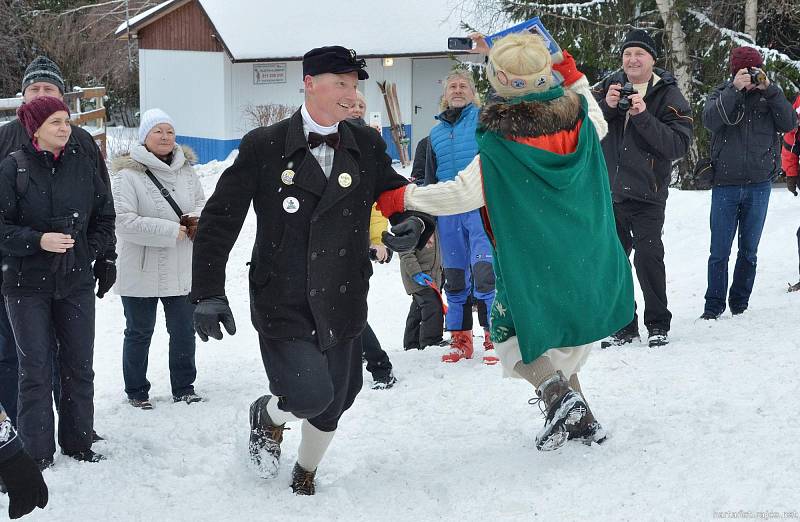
[111,109,206,409]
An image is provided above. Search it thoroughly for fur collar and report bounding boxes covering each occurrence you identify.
[111,144,197,173]
[479,90,582,138]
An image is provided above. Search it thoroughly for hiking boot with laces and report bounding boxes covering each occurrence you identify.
[442,330,473,363]
[600,327,640,348]
[290,462,316,495]
[531,374,588,451]
[371,371,397,390]
[249,395,287,479]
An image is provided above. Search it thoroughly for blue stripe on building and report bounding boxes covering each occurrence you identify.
[176,135,240,164]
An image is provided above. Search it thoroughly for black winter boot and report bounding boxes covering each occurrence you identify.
[533,374,588,451]
[249,395,287,479]
[600,325,640,348]
[290,462,316,495]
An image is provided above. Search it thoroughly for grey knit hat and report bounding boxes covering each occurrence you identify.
[21,56,66,95]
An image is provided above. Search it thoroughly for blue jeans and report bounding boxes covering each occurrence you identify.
[121,296,196,400]
[704,182,771,315]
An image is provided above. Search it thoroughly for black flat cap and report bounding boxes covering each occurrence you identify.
[303,46,369,80]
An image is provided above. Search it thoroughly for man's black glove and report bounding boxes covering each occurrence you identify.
[0,450,49,519]
[788,175,798,196]
[382,217,424,253]
[193,296,236,342]
[93,258,116,298]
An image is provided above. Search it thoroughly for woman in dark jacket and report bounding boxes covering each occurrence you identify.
[0,96,115,467]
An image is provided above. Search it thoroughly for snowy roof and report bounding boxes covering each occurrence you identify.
[116,0,507,61]
[115,0,181,37]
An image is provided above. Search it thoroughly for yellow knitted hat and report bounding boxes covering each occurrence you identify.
[487,33,553,98]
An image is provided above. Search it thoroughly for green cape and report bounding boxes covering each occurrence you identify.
[478,93,634,363]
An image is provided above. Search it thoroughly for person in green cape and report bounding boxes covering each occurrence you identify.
[379,33,634,451]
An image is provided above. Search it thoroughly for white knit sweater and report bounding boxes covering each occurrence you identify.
[404,77,606,216]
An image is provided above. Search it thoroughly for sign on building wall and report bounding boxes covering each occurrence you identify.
[254,63,287,85]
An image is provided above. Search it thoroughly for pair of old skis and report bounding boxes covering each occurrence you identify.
[377,81,410,166]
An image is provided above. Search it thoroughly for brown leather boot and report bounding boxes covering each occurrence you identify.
[249,395,288,478]
[442,330,473,363]
[290,462,316,495]
[534,374,588,451]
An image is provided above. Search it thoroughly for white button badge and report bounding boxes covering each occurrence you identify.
[338,173,352,188]
[283,197,300,213]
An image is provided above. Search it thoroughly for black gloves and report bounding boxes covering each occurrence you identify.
[369,247,393,264]
[93,258,117,298]
[193,296,236,342]
[0,450,48,519]
[381,217,425,253]
[788,175,798,196]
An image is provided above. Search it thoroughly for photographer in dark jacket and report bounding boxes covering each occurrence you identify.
[0,57,116,432]
[700,47,797,318]
[592,29,693,348]
[0,96,115,467]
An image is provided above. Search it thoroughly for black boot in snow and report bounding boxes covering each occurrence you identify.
[532,374,588,451]
[600,326,640,348]
[63,449,105,463]
[788,281,800,292]
[290,462,316,495]
[249,395,287,479]
[566,407,608,445]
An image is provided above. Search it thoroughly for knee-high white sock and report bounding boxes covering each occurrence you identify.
[266,395,300,425]
[297,421,335,472]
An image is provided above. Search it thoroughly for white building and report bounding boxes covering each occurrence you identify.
[117,0,488,163]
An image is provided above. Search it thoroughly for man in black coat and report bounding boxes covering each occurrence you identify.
[0,56,116,434]
[189,46,431,495]
[592,29,693,348]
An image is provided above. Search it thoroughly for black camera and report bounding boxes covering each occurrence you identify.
[617,82,638,113]
[747,67,767,85]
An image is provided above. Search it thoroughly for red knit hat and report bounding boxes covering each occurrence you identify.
[730,46,763,75]
[16,96,70,139]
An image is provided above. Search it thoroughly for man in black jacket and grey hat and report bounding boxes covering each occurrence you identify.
[189,45,432,495]
[593,29,693,348]
[0,56,116,436]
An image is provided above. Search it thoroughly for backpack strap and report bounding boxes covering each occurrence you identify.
[9,150,30,198]
[144,169,184,219]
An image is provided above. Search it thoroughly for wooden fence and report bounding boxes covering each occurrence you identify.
[0,87,107,157]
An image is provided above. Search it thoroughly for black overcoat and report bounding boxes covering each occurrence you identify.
[190,110,424,350]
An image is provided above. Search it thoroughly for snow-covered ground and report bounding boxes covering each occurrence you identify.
[4,158,799,521]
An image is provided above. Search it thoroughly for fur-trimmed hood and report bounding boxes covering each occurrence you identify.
[111,144,197,174]
[479,89,582,138]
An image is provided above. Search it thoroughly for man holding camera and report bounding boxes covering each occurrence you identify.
[593,29,693,348]
[700,46,796,318]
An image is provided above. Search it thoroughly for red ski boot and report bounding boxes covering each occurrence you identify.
[442,330,473,363]
[482,329,499,365]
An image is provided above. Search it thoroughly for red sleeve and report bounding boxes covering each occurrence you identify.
[782,95,800,177]
[376,185,407,218]
[552,50,585,87]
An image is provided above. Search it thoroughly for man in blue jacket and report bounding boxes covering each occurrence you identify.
[426,70,496,364]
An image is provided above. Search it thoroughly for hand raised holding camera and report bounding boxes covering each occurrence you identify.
[627,92,647,116]
[733,68,754,91]
[605,83,622,108]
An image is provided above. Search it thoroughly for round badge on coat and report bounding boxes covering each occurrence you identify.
[338,173,352,188]
[281,169,295,185]
[282,197,300,213]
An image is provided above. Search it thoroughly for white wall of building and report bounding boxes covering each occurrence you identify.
[139,49,228,139]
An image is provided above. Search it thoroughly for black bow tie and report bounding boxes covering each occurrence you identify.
[308,132,340,150]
